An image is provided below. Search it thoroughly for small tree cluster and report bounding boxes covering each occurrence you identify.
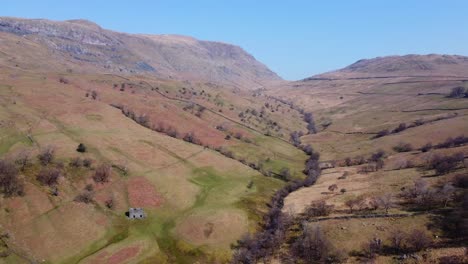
[154,122,179,138]
[433,135,468,149]
[401,179,455,208]
[426,152,464,175]
[388,229,432,253]
[370,193,395,213]
[291,224,346,263]
[232,146,322,263]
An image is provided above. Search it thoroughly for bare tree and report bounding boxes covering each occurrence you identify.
[407,229,432,252]
[388,230,406,253]
[361,237,382,259]
[92,164,111,183]
[0,160,24,197]
[38,146,55,166]
[439,183,455,207]
[345,196,365,213]
[448,86,466,98]
[36,168,61,186]
[292,224,332,262]
[15,150,31,171]
[377,193,394,213]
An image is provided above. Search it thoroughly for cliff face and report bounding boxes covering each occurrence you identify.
[0,17,281,88]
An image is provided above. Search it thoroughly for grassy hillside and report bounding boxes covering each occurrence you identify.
[264,72,468,263]
[0,65,307,263]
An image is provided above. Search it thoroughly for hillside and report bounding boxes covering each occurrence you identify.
[263,55,468,263]
[307,54,468,79]
[0,16,467,264]
[0,17,281,89]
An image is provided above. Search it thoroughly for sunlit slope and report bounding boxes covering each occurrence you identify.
[0,67,305,263]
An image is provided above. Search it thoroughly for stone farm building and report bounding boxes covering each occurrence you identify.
[128,208,146,219]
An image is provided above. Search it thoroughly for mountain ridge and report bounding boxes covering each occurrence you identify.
[306,54,468,80]
[0,17,281,89]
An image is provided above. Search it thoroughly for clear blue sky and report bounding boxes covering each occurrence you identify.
[3,1,468,80]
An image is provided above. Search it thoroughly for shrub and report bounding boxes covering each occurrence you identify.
[36,168,61,186]
[0,160,24,197]
[183,132,199,144]
[328,184,338,192]
[105,198,114,209]
[427,153,464,175]
[448,86,466,98]
[393,142,413,152]
[370,150,386,162]
[421,142,432,152]
[76,143,87,153]
[93,164,111,183]
[278,167,291,181]
[69,157,83,167]
[74,191,93,203]
[452,173,468,188]
[83,158,93,168]
[38,146,55,166]
[291,224,333,262]
[374,129,389,138]
[301,144,314,155]
[344,157,352,166]
[91,90,98,100]
[392,123,407,133]
[361,237,382,259]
